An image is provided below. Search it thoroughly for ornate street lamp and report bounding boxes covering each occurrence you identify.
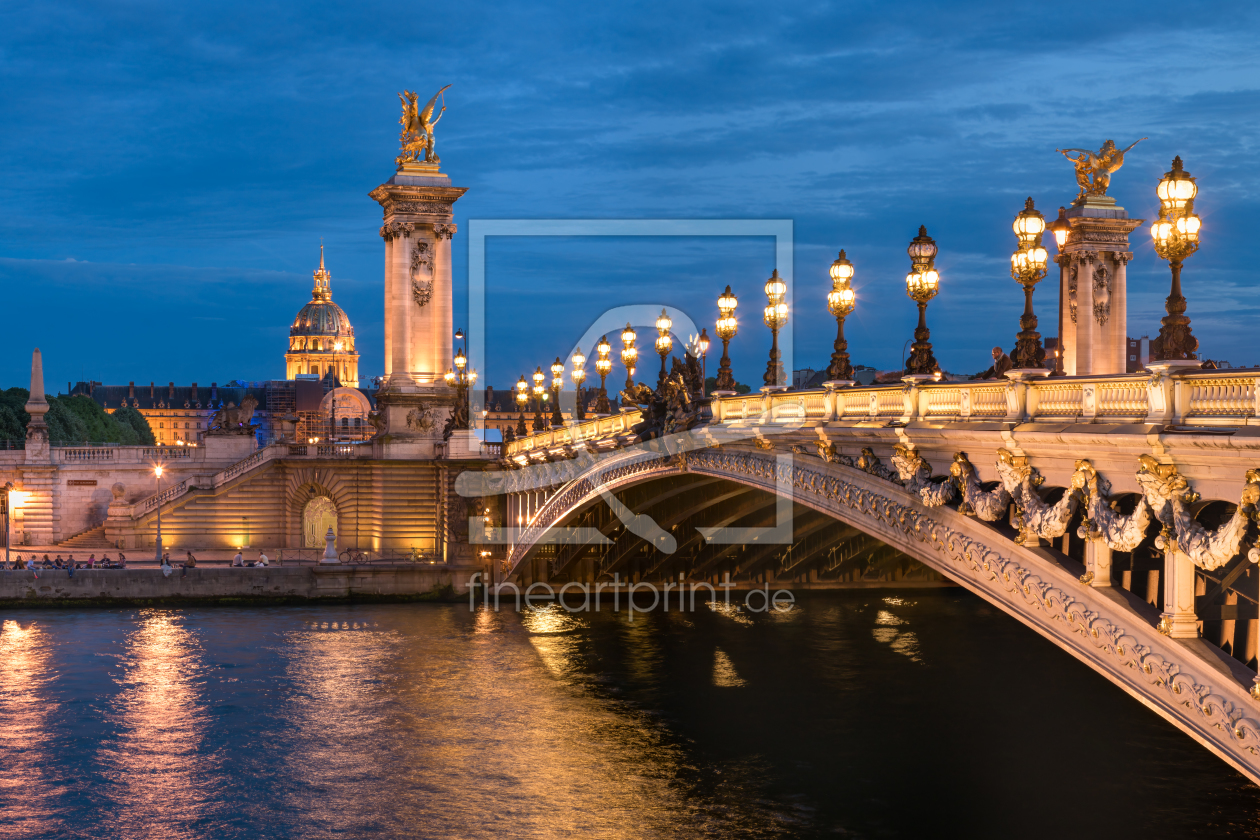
[550,357,565,427]
[1009,198,1050,371]
[654,309,673,391]
[444,343,478,433]
[1150,156,1202,363]
[903,226,941,377]
[570,348,587,422]
[620,323,638,408]
[714,286,739,393]
[594,336,613,415]
[762,270,788,388]
[825,250,856,384]
[514,375,529,436]
[531,366,546,431]
[1046,207,1072,376]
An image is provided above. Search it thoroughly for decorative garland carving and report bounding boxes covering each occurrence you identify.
[891,444,957,507]
[857,447,901,484]
[994,449,1081,544]
[411,241,433,308]
[950,451,1010,521]
[1093,264,1111,326]
[379,221,413,241]
[1067,264,1079,324]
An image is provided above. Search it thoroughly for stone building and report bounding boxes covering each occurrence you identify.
[285,246,360,387]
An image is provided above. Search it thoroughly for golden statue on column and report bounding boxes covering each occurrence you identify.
[1056,138,1147,199]
[397,85,451,166]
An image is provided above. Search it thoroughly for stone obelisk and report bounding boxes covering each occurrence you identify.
[21,348,55,545]
[369,88,467,459]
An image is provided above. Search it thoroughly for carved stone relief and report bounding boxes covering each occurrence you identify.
[411,241,433,308]
[1093,263,1111,326]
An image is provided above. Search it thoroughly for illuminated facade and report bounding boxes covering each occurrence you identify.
[285,246,360,386]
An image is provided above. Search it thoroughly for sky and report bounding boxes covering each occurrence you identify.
[2,0,1259,394]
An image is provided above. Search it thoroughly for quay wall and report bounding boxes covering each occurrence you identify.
[0,565,481,605]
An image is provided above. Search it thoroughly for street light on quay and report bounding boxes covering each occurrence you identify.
[620,322,638,408]
[825,250,856,385]
[594,336,613,415]
[531,367,546,432]
[1046,206,1072,376]
[153,464,165,562]
[1150,156,1202,364]
[570,348,587,422]
[697,328,710,386]
[1009,198,1050,372]
[514,375,529,437]
[903,226,941,378]
[713,285,738,394]
[654,309,673,391]
[762,270,788,389]
[550,357,565,427]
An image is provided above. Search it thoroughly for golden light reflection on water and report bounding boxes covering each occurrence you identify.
[0,620,57,838]
[101,611,211,840]
[872,607,921,663]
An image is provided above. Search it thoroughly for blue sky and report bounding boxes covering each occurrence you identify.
[2,0,1259,393]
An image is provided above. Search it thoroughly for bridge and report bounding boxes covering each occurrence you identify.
[489,369,1260,784]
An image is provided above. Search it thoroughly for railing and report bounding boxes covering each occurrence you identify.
[0,439,25,451]
[58,447,116,462]
[505,368,1260,453]
[137,479,189,515]
[52,444,206,464]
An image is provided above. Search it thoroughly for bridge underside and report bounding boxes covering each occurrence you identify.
[514,473,945,589]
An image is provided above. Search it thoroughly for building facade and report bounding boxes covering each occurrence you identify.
[285,246,360,387]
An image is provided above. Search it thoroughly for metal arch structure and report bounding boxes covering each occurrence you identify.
[502,444,1260,784]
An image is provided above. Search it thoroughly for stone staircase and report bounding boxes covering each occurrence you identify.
[59,524,114,549]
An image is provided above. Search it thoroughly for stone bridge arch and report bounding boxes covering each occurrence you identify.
[504,445,1260,784]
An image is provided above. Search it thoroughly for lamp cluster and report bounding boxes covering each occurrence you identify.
[1150,157,1202,362]
[762,270,788,387]
[1008,198,1050,370]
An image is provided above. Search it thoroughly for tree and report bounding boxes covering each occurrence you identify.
[704,376,752,395]
[46,399,89,443]
[113,406,156,445]
[0,405,22,443]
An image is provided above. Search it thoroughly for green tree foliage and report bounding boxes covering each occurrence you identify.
[0,405,23,442]
[46,399,89,443]
[0,388,29,431]
[112,406,156,445]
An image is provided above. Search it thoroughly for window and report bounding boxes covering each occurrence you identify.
[341,418,349,428]
[1130,355,1136,361]
[354,417,361,428]
[159,422,164,429]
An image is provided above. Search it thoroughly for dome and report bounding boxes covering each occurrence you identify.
[290,245,355,338]
[292,299,353,336]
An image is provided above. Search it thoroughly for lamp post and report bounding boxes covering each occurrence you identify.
[153,465,164,561]
[762,269,788,388]
[444,343,478,433]
[531,367,546,432]
[654,309,673,392]
[1009,198,1050,371]
[550,357,565,427]
[903,226,941,378]
[1150,156,1202,363]
[714,286,738,393]
[620,323,638,408]
[825,250,856,384]
[1046,206,1071,376]
[594,336,613,415]
[697,328,710,387]
[2,482,11,569]
[514,375,529,436]
[570,348,587,422]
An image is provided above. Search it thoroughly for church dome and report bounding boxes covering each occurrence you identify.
[289,247,355,338]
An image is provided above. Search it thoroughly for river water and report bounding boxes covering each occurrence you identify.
[2,591,1259,839]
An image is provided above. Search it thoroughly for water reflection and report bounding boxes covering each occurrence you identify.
[0,620,59,839]
[97,611,212,840]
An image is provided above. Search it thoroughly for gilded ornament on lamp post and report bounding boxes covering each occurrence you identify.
[714,286,739,393]
[762,270,788,387]
[1009,198,1050,371]
[531,367,546,432]
[903,226,940,377]
[514,376,529,437]
[620,323,638,408]
[594,336,612,415]
[654,309,673,393]
[550,357,565,428]
[1150,156,1202,363]
[825,250,856,383]
[570,349,587,422]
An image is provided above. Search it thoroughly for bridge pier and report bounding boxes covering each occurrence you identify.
[1161,547,1200,638]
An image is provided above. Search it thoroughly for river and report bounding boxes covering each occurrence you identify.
[2,590,1258,839]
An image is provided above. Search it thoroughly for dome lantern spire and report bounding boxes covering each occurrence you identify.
[312,243,332,302]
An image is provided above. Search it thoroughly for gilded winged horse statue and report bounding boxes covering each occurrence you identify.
[397,85,451,166]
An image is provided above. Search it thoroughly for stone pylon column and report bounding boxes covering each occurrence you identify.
[21,348,55,545]
[369,161,467,459]
[1060,196,1143,376]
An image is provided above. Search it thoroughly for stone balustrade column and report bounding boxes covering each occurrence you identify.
[1160,547,1199,638]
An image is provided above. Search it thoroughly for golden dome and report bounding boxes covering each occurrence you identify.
[290,246,355,339]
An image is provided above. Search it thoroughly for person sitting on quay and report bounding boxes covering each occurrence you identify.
[160,554,174,577]
[257,551,269,567]
[25,556,36,570]
[117,552,127,568]
[41,556,53,568]
[67,554,77,569]
[232,551,244,567]
[184,551,197,569]
[87,554,96,568]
